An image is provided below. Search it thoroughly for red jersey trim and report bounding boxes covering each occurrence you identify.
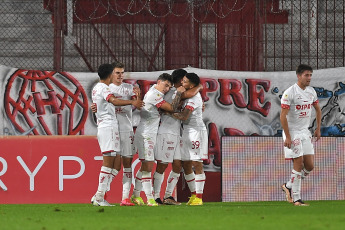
[281,104,290,109]
[312,100,319,105]
[106,94,113,101]
[102,150,115,154]
[156,100,166,108]
[185,105,195,111]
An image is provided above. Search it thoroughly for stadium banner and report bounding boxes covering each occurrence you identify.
[0,135,172,204]
[222,136,345,202]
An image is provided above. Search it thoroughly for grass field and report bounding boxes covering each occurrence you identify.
[1,201,344,230]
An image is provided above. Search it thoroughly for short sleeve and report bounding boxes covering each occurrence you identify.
[281,90,291,109]
[102,86,113,101]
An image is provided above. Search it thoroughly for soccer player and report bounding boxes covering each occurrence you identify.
[153,69,203,205]
[172,73,208,206]
[131,73,185,206]
[91,63,144,206]
[280,64,321,206]
[91,62,142,206]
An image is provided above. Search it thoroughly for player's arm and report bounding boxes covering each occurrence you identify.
[90,103,97,123]
[172,107,193,121]
[181,83,203,99]
[280,107,292,148]
[313,102,322,141]
[108,95,144,109]
[159,87,185,112]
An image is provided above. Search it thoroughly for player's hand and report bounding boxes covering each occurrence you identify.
[284,137,292,149]
[176,86,186,93]
[133,86,141,98]
[90,103,97,113]
[314,128,321,142]
[132,99,144,109]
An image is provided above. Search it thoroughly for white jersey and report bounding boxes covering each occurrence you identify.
[182,93,206,131]
[91,82,118,128]
[158,87,181,135]
[281,83,319,132]
[109,83,135,132]
[135,84,165,134]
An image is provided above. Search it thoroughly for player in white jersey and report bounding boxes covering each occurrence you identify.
[91,62,141,206]
[172,73,208,206]
[91,63,144,206]
[152,69,203,205]
[280,64,321,206]
[131,73,185,206]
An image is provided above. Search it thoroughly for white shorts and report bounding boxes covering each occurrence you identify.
[134,132,156,161]
[181,129,208,162]
[154,133,181,163]
[283,130,314,159]
[97,126,120,156]
[119,131,136,157]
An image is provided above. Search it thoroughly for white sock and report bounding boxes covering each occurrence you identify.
[301,168,311,179]
[107,169,118,192]
[122,168,132,200]
[142,171,154,200]
[153,172,164,200]
[195,173,206,196]
[133,170,142,197]
[291,169,302,202]
[164,171,180,198]
[96,166,112,200]
[184,172,196,193]
[286,171,294,189]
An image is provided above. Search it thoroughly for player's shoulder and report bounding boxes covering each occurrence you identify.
[94,82,107,90]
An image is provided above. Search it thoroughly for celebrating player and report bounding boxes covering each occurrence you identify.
[153,69,203,205]
[131,73,185,206]
[280,64,321,206]
[91,63,144,206]
[172,73,208,206]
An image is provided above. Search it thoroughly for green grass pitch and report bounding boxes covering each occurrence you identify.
[1,201,345,230]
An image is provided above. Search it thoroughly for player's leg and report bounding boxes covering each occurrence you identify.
[131,132,145,205]
[121,156,135,206]
[119,131,136,206]
[163,159,182,205]
[281,132,302,204]
[107,154,120,193]
[190,161,205,206]
[291,156,307,206]
[182,160,196,205]
[189,130,207,206]
[92,126,118,206]
[131,168,145,205]
[141,160,158,206]
[153,162,168,204]
[301,133,315,179]
[93,155,115,206]
[291,133,315,206]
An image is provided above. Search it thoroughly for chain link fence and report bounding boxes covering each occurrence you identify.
[0,0,344,72]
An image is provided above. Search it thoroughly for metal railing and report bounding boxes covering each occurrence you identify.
[0,0,344,72]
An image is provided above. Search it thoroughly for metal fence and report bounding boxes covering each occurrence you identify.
[0,0,344,72]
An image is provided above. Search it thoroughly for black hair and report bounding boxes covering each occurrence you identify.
[185,72,200,86]
[98,63,114,80]
[157,73,173,84]
[296,64,313,75]
[172,69,187,84]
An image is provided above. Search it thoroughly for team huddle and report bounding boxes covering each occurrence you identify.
[91,62,207,206]
[91,62,321,207]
